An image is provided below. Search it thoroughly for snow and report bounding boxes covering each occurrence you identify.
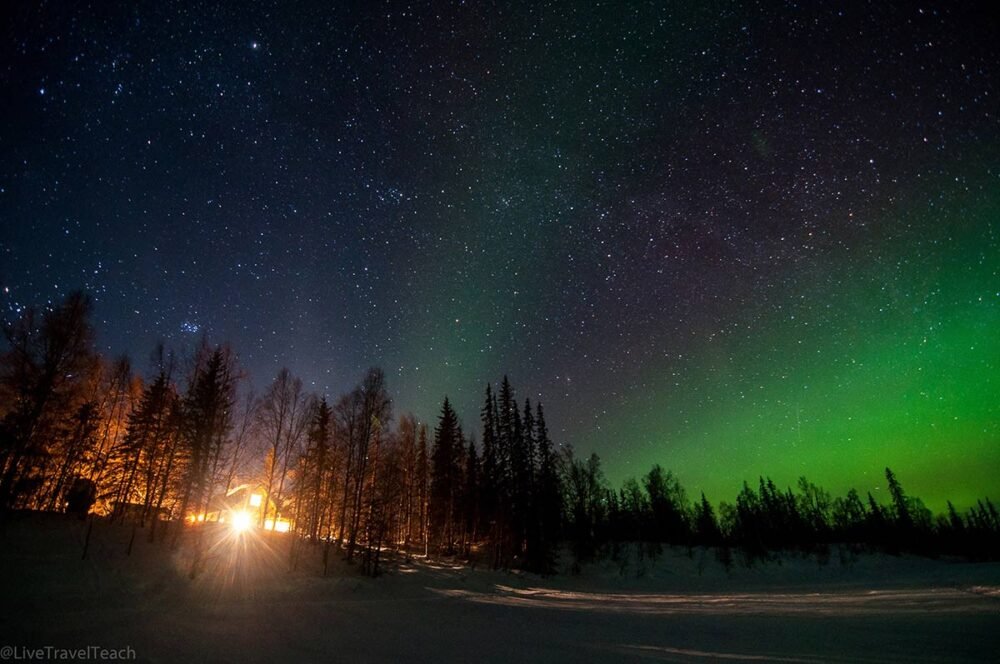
[1,514,998,663]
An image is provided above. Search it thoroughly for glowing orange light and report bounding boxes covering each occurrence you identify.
[263,518,291,533]
[231,510,253,533]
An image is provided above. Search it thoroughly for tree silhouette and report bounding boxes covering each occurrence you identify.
[430,397,461,553]
[0,291,97,509]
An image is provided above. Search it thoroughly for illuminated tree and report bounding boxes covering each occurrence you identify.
[256,368,310,528]
[343,368,391,561]
[416,423,430,556]
[301,397,334,541]
[174,344,237,553]
[112,366,174,523]
[396,413,419,550]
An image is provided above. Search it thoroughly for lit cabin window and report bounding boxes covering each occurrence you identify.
[263,518,291,533]
[249,493,263,508]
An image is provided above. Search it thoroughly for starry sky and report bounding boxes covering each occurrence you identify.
[2,2,998,509]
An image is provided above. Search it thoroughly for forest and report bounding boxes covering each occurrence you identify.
[1,291,997,577]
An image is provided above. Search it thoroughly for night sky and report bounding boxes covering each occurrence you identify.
[2,2,998,509]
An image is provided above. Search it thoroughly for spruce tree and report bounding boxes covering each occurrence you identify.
[303,398,333,541]
[509,397,528,557]
[179,346,236,528]
[521,399,537,495]
[494,377,516,565]
[533,403,562,572]
[885,467,913,531]
[430,397,460,553]
[496,376,515,494]
[463,437,479,555]
[112,370,173,523]
[695,492,720,545]
[479,384,498,546]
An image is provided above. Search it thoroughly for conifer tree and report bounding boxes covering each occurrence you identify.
[533,403,562,571]
[429,397,460,552]
[177,345,236,529]
[885,467,913,531]
[694,492,720,545]
[521,398,537,496]
[496,377,515,497]
[175,345,236,575]
[463,436,479,555]
[479,384,498,548]
[0,291,97,509]
[302,398,334,541]
[112,369,173,523]
[509,397,529,556]
[492,378,517,566]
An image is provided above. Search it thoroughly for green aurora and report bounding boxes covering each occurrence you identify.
[388,167,999,513]
[593,175,1000,511]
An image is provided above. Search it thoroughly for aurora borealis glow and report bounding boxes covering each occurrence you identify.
[601,182,999,509]
[2,2,998,509]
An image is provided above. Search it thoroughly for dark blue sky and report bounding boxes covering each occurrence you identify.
[2,1,998,503]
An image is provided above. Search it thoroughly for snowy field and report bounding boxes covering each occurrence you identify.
[1,514,998,663]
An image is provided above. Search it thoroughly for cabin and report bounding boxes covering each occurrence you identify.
[188,483,292,532]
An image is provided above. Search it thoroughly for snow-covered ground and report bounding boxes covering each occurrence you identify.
[1,514,997,663]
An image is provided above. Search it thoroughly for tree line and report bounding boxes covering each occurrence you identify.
[0,291,996,577]
[562,459,999,569]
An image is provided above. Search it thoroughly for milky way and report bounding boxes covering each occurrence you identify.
[2,2,998,507]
